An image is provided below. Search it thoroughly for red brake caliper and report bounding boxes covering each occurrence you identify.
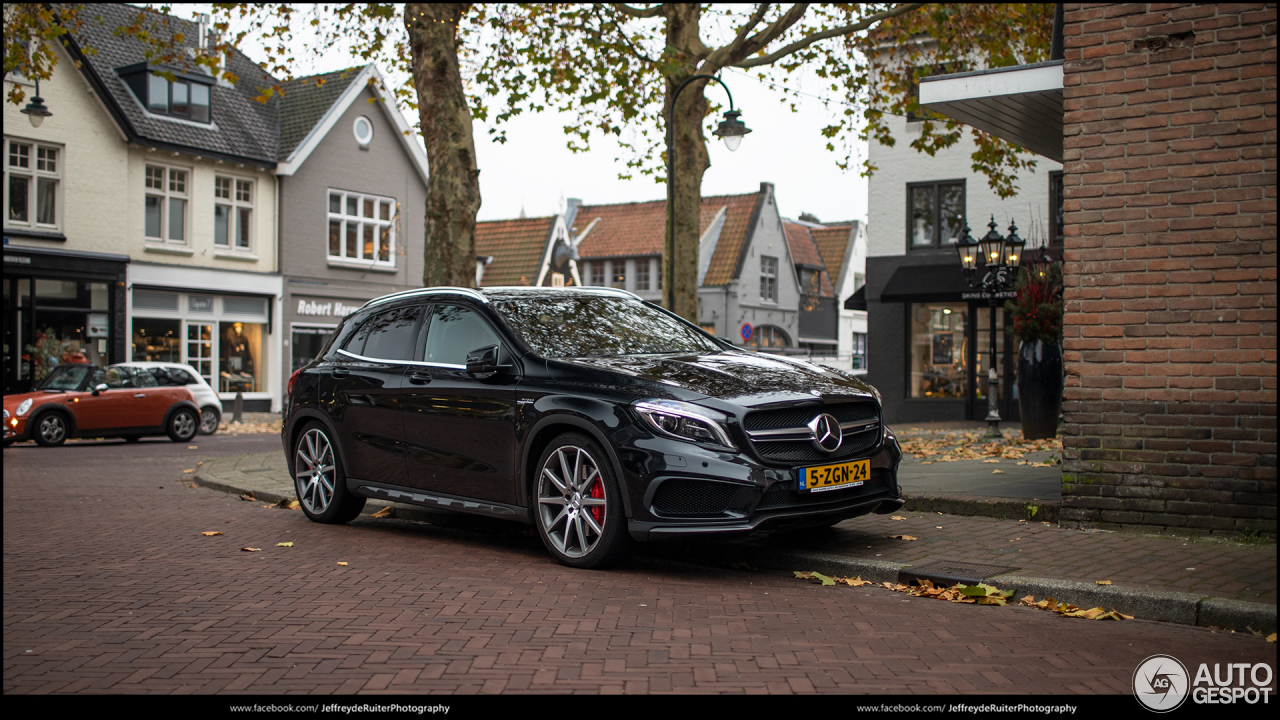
[589,479,604,525]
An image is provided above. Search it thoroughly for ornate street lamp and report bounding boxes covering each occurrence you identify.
[665,74,750,312]
[21,77,52,128]
[958,215,1027,440]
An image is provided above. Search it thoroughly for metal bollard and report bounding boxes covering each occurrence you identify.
[234,391,243,424]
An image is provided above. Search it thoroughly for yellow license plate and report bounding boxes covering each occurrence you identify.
[798,458,871,492]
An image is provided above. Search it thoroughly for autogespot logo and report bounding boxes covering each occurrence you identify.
[1134,654,1190,712]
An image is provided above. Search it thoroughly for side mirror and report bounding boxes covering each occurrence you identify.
[465,344,509,376]
[92,383,108,396]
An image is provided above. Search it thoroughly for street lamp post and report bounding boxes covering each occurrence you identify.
[955,216,1024,439]
[664,74,750,312]
[21,77,52,128]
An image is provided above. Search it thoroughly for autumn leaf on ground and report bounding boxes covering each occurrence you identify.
[239,492,255,501]
[1062,606,1131,620]
[888,534,918,541]
[275,498,300,510]
[1096,580,1112,585]
[336,561,348,566]
[957,583,1014,606]
[276,542,293,547]
[241,547,261,552]
[794,571,836,586]
[182,468,195,474]
[891,516,906,520]
[982,459,1001,463]
[834,576,873,586]
[201,531,223,536]
[187,445,198,449]
[992,469,1005,474]
[371,506,394,518]
[1267,633,1276,643]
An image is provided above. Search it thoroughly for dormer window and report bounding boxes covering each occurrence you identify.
[119,63,213,123]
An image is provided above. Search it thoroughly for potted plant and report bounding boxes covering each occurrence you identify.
[1005,257,1064,440]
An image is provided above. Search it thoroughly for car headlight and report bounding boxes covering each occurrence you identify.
[634,399,737,451]
[16,399,33,417]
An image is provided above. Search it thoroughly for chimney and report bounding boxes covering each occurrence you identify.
[197,13,211,49]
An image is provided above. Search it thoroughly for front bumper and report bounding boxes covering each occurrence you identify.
[617,427,904,542]
[3,413,29,444]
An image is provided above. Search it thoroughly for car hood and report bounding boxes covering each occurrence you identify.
[3,390,68,411]
[554,350,877,409]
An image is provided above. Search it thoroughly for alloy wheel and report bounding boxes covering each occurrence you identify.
[173,411,197,440]
[199,408,219,434]
[295,428,336,515]
[537,444,608,559]
[39,415,66,445]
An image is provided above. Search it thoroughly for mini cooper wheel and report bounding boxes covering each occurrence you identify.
[33,412,69,447]
[199,406,221,435]
[167,408,199,442]
[534,433,631,568]
[293,422,365,524]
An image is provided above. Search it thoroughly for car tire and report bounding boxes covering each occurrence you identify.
[32,412,69,447]
[199,406,221,435]
[533,433,632,569]
[293,422,365,524]
[167,407,199,442]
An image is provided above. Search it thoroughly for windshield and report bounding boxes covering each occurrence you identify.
[37,364,93,391]
[493,296,721,358]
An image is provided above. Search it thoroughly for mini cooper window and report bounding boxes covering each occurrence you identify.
[423,305,501,366]
[494,297,720,358]
[37,364,94,391]
[344,306,421,361]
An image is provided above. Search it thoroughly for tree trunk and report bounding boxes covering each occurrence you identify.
[406,3,481,288]
[662,4,710,323]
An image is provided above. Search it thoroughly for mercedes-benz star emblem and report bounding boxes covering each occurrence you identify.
[807,413,842,453]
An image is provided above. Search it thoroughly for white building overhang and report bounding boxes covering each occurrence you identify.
[919,60,1064,163]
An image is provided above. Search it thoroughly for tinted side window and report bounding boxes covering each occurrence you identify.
[348,306,422,361]
[135,370,159,388]
[424,305,501,366]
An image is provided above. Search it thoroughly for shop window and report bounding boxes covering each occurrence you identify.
[760,256,778,303]
[291,325,335,373]
[745,324,789,349]
[133,318,182,362]
[327,190,396,267]
[145,165,188,243]
[851,332,867,370]
[907,181,965,249]
[219,321,264,393]
[910,303,967,399]
[5,138,60,230]
[214,176,253,250]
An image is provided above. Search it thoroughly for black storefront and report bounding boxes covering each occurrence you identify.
[2,243,130,396]
[864,255,1020,426]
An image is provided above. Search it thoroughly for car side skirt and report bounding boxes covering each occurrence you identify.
[347,478,533,524]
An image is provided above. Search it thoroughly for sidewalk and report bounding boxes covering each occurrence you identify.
[193,424,1276,635]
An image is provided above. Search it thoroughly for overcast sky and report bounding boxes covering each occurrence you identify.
[160,5,871,225]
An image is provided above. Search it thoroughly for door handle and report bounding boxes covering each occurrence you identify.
[331,367,349,378]
[408,371,432,385]
[134,393,147,398]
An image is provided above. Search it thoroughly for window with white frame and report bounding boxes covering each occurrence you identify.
[328,190,395,266]
[589,261,605,287]
[214,176,253,250]
[760,256,778,303]
[5,138,60,230]
[635,258,650,291]
[145,164,188,243]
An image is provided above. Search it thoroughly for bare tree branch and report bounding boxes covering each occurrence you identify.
[733,2,925,69]
[610,3,665,20]
[707,3,808,69]
[725,3,772,54]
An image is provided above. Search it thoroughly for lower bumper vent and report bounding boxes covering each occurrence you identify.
[651,479,738,516]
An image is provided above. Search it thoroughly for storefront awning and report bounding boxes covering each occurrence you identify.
[919,60,1063,163]
[844,286,867,311]
[878,264,971,302]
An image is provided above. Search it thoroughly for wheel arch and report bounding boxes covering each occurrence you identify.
[285,409,347,479]
[30,403,76,439]
[162,400,200,429]
[519,413,633,519]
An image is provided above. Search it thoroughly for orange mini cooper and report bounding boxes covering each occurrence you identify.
[3,364,201,447]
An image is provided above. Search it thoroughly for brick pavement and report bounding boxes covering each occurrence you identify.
[5,442,1277,695]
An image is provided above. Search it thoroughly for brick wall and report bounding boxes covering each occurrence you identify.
[1060,3,1277,535]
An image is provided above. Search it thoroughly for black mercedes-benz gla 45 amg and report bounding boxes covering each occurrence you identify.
[282,286,904,568]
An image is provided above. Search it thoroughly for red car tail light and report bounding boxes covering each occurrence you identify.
[288,368,303,396]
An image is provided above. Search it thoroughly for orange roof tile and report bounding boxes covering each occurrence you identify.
[475,216,554,286]
[573,191,763,287]
[783,220,835,297]
[812,223,856,287]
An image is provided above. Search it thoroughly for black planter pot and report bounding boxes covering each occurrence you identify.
[1017,340,1063,440]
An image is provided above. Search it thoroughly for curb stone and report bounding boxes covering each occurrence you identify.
[902,492,1060,523]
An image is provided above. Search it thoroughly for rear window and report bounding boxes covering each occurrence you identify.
[344,306,422,361]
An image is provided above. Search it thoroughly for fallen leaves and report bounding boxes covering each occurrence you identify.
[182,468,195,474]
[888,534,918,541]
[276,542,293,547]
[1096,580,1112,586]
[1019,595,1133,620]
[899,430,1062,464]
[992,469,1005,474]
[791,572,1137,620]
[336,562,348,566]
[1268,633,1276,643]
[890,516,906,520]
[275,498,300,510]
[201,531,223,537]
[241,547,261,552]
[239,492,256,502]
[371,506,394,518]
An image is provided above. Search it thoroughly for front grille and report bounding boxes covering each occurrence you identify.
[744,401,881,463]
[756,468,892,511]
[651,479,738,516]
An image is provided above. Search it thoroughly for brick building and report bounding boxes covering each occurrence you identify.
[921,3,1275,535]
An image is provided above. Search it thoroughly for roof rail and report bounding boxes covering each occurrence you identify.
[482,285,643,301]
[361,287,488,309]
